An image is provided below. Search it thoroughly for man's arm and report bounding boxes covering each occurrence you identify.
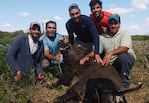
[34,44,44,80]
[6,35,22,71]
[44,50,56,60]
[87,17,100,54]
[103,46,128,66]
[109,46,128,56]
[86,17,104,64]
[66,22,74,45]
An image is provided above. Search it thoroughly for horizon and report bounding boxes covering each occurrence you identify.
[0,0,149,35]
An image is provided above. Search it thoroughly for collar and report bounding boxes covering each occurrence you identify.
[103,29,121,38]
[47,33,57,41]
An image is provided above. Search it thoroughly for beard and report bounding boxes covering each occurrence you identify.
[47,32,55,37]
[30,33,40,43]
[47,32,56,40]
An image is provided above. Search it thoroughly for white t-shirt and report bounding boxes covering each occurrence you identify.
[100,30,136,64]
[28,35,38,54]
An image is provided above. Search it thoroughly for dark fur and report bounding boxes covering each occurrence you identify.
[51,45,142,103]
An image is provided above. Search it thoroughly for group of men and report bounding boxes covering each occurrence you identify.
[6,0,135,90]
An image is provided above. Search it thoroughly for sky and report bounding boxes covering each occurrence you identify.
[0,0,149,35]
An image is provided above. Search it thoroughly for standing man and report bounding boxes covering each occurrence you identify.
[66,3,103,64]
[80,14,136,89]
[40,20,67,69]
[89,0,112,34]
[6,22,44,82]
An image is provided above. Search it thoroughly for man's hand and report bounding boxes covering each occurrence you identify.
[103,52,112,66]
[60,37,68,44]
[55,53,61,61]
[80,56,89,65]
[95,54,104,65]
[63,37,68,44]
[37,73,44,80]
[14,70,22,81]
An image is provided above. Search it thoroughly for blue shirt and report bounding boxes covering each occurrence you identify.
[6,34,44,76]
[40,33,63,55]
[66,15,100,54]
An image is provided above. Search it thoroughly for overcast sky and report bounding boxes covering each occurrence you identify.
[0,0,149,35]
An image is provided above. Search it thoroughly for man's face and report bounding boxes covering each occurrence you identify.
[46,23,56,37]
[108,19,120,35]
[69,8,81,22]
[91,3,102,18]
[30,27,41,40]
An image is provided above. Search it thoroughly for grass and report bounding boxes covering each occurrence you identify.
[0,36,14,45]
[0,35,149,103]
[132,35,149,41]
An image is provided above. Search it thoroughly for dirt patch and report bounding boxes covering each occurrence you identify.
[28,40,149,103]
[125,88,149,103]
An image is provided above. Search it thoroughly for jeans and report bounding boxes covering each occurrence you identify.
[112,53,135,88]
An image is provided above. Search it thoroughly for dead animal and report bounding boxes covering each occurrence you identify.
[50,45,142,103]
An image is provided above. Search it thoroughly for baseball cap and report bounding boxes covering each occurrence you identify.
[68,3,79,11]
[30,22,40,30]
[108,14,121,22]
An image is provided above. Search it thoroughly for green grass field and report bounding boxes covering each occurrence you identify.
[0,35,149,103]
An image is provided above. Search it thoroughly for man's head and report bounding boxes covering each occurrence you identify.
[108,14,121,23]
[30,22,40,30]
[45,20,57,37]
[29,22,41,41]
[108,14,121,35]
[68,3,81,23]
[89,0,103,19]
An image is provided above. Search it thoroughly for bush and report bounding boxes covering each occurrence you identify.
[132,35,149,41]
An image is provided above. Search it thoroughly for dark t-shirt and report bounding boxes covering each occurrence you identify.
[66,15,100,54]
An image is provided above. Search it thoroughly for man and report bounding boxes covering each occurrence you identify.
[80,14,136,89]
[89,0,112,34]
[40,20,67,69]
[66,3,102,64]
[6,22,44,82]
